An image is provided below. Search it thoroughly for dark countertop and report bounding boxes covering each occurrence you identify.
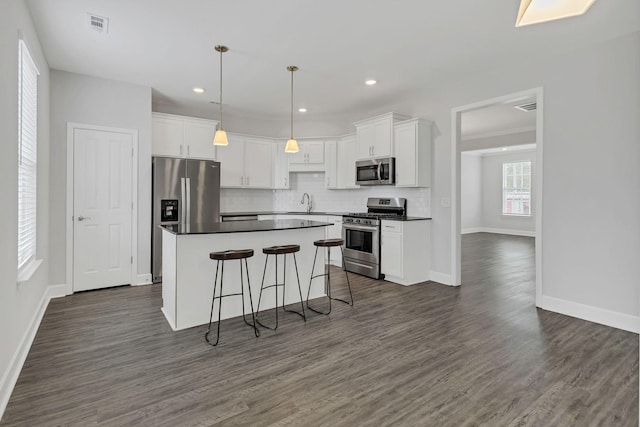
[220,211,432,221]
[161,219,333,235]
[220,211,350,217]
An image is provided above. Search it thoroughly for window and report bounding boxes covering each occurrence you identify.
[18,39,39,274]
[502,161,531,216]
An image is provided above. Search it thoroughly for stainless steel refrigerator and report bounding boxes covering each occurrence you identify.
[152,157,221,283]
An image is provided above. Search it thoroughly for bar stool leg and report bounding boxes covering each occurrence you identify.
[205,260,224,346]
[241,258,260,337]
[256,255,269,326]
[306,246,332,315]
[282,253,306,320]
[337,246,354,306]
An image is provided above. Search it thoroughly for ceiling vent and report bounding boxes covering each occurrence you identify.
[514,102,537,112]
[87,13,109,34]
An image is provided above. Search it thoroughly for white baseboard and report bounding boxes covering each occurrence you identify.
[538,295,640,333]
[462,227,535,237]
[0,284,64,420]
[429,271,456,286]
[134,273,152,286]
[461,227,484,234]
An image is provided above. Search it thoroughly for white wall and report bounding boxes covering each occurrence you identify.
[480,150,536,235]
[50,71,152,284]
[461,153,482,232]
[426,32,639,326]
[0,0,53,415]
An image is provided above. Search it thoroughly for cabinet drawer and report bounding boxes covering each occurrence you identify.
[381,221,403,233]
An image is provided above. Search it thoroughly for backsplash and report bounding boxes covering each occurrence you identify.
[221,172,431,217]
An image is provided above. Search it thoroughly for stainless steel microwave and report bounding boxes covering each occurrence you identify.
[355,157,395,185]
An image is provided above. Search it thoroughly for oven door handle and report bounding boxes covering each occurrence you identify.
[343,223,378,232]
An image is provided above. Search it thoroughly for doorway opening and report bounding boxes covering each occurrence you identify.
[451,88,543,306]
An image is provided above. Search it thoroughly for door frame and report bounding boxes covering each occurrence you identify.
[450,87,544,306]
[66,123,139,295]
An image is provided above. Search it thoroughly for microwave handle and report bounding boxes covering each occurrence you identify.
[377,162,383,181]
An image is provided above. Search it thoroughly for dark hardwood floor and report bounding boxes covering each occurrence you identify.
[2,233,637,426]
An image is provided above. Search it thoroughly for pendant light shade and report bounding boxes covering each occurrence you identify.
[213,45,229,146]
[515,0,597,27]
[285,65,299,153]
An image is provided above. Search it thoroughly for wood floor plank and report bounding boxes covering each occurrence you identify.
[1,232,637,426]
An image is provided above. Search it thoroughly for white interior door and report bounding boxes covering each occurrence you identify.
[73,128,133,291]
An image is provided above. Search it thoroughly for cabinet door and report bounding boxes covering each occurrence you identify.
[304,140,325,164]
[394,123,417,187]
[287,143,307,164]
[152,116,184,157]
[338,135,358,188]
[216,136,245,188]
[184,120,216,160]
[326,216,343,266]
[273,143,290,189]
[356,125,375,159]
[325,140,338,189]
[381,231,403,278]
[244,139,273,188]
[372,120,392,158]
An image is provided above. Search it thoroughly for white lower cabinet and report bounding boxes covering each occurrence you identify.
[381,220,430,286]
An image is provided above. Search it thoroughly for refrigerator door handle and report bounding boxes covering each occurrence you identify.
[185,177,191,225]
[180,177,187,224]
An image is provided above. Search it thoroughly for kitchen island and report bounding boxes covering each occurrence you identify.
[160,219,332,330]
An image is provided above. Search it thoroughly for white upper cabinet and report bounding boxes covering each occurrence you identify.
[152,113,218,159]
[324,139,338,189]
[354,112,410,160]
[273,142,290,189]
[337,134,359,189]
[288,139,325,171]
[215,134,273,189]
[394,118,432,187]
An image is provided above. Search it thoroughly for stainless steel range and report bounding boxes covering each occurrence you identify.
[342,197,406,279]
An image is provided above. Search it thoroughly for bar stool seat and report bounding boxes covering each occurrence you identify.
[263,244,300,255]
[314,238,343,247]
[205,248,259,346]
[256,243,305,330]
[210,249,254,260]
[306,239,353,315]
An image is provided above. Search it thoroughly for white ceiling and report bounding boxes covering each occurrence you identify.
[461,96,537,138]
[25,0,640,134]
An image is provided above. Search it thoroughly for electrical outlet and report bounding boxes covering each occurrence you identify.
[440,198,451,208]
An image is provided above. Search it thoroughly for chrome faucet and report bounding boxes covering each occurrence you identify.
[301,192,312,213]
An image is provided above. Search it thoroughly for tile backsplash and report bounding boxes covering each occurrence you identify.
[221,172,431,217]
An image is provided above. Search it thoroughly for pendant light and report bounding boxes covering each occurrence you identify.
[284,65,300,153]
[213,45,229,146]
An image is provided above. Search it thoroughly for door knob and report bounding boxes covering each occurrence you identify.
[77,216,91,221]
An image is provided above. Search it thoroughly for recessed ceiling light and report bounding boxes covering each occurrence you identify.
[502,147,508,151]
[193,87,205,94]
[365,79,377,86]
[298,108,307,113]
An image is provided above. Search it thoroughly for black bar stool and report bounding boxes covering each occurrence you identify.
[256,244,306,329]
[205,249,259,346]
[306,238,353,315]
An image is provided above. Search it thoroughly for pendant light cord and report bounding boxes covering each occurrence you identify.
[219,48,223,130]
[290,68,294,139]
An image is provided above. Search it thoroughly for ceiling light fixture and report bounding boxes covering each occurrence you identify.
[284,65,300,153]
[193,87,205,94]
[213,45,229,146]
[365,79,377,85]
[515,0,598,27]
[298,108,307,113]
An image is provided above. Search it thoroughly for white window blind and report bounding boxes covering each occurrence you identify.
[18,39,39,270]
[502,161,531,216]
